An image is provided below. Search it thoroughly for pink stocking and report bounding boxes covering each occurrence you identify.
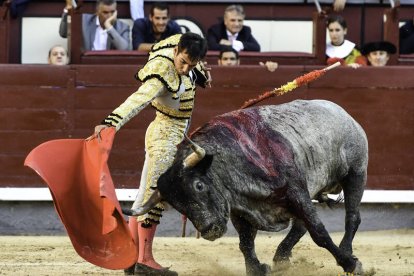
[137,222,163,269]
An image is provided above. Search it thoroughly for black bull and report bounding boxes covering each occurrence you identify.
[125,99,368,275]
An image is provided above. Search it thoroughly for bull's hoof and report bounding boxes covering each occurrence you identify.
[352,259,363,275]
[134,263,178,276]
[273,254,291,263]
[247,263,271,276]
[272,257,291,272]
[261,263,272,275]
[342,257,363,276]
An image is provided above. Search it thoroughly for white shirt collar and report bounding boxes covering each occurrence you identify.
[226,30,238,41]
[326,40,356,58]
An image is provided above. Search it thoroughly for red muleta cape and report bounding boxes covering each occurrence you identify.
[24,128,137,270]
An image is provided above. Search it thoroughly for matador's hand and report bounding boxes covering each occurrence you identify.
[201,61,212,88]
[86,125,109,142]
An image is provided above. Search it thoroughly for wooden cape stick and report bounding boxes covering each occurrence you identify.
[241,62,341,109]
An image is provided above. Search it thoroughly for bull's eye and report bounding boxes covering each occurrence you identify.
[194,180,204,192]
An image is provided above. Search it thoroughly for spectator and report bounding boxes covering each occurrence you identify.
[218,46,278,72]
[207,4,260,52]
[132,2,181,51]
[59,0,131,51]
[218,46,240,66]
[360,41,396,67]
[48,45,69,65]
[130,0,144,21]
[326,15,364,68]
[399,18,414,54]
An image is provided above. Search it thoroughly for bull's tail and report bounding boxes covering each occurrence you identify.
[317,192,344,209]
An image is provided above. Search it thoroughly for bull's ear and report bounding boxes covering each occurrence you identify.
[194,154,213,174]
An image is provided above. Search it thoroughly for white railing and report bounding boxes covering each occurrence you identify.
[1,188,413,203]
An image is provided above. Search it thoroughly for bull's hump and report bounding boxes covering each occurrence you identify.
[208,108,294,178]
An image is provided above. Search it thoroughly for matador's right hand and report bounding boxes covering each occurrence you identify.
[86,124,109,142]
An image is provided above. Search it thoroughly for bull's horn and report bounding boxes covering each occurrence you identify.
[122,190,162,216]
[183,134,206,168]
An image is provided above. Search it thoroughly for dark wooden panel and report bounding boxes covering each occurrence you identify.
[75,65,139,86]
[110,174,141,189]
[0,65,413,191]
[0,175,44,188]
[74,108,154,129]
[0,3,10,64]
[0,86,67,108]
[74,86,140,109]
[0,110,67,130]
[0,131,66,154]
[0,155,29,175]
[81,51,319,66]
[364,7,388,45]
[368,175,414,190]
[308,66,414,88]
[210,65,305,88]
[0,65,71,86]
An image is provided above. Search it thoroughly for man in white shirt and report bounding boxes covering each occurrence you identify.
[59,0,131,51]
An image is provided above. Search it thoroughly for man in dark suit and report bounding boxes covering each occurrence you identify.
[59,0,131,51]
[207,4,260,52]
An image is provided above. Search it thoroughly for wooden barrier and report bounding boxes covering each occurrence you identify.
[80,50,317,66]
[0,64,413,190]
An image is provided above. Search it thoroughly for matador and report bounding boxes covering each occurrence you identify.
[93,33,210,275]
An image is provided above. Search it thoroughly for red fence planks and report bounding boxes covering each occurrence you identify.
[0,65,412,190]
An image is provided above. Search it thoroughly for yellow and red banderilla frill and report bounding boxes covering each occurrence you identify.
[241,62,341,109]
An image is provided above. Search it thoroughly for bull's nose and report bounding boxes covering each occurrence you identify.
[201,223,227,241]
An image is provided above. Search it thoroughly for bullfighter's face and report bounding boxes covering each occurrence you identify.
[173,48,199,75]
[157,149,229,241]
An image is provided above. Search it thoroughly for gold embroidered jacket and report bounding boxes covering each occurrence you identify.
[101,34,207,130]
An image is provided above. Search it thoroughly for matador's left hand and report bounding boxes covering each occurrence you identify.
[201,61,212,88]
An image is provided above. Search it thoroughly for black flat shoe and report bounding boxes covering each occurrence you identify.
[134,263,178,276]
[124,263,135,275]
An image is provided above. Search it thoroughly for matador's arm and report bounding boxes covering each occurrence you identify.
[101,78,165,131]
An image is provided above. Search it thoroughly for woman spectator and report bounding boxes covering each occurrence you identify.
[326,15,364,68]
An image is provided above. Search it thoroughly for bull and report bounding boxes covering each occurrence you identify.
[126,99,367,275]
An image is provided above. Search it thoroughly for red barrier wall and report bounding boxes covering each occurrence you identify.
[0,65,413,190]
